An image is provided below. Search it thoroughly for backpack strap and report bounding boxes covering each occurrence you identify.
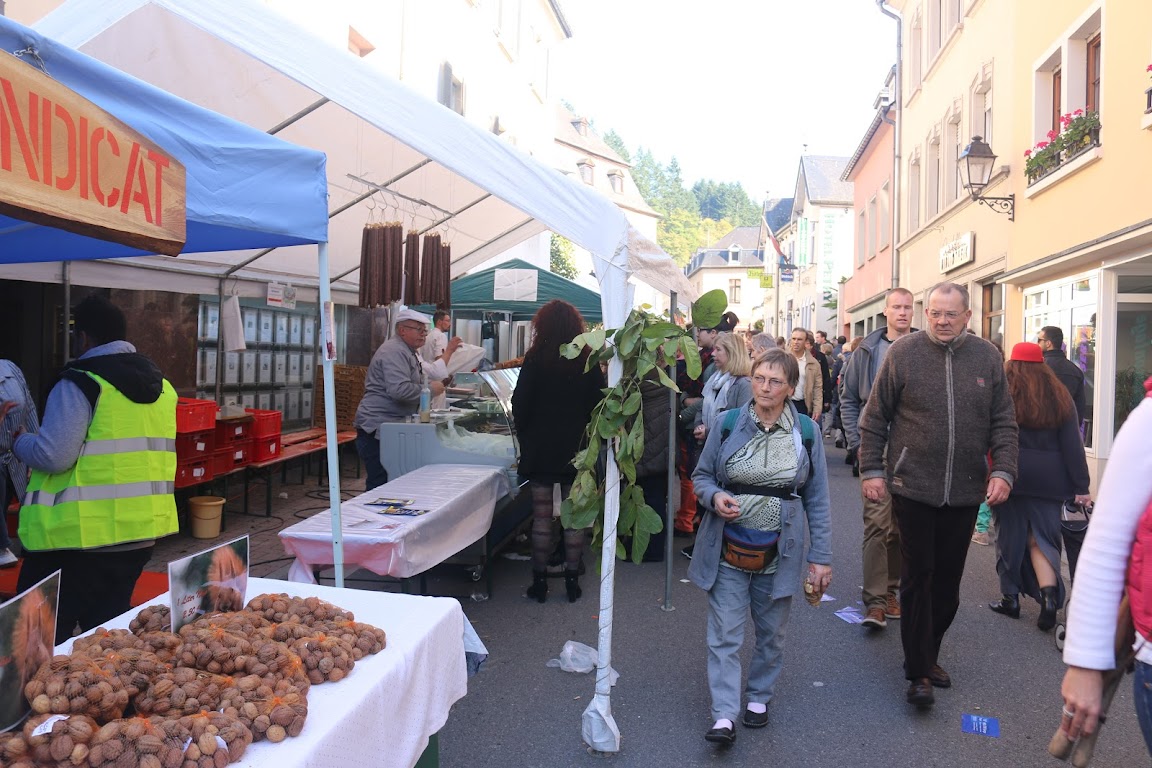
[798,414,814,464]
[719,408,741,443]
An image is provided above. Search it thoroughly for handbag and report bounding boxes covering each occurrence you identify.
[1060,499,1092,533]
[721,524,780,571]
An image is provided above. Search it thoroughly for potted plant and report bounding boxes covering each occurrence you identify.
[1059,109,1101,157]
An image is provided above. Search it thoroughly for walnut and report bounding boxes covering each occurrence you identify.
[129,606,172,635]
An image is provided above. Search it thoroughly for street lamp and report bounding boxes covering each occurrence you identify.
[957,135,1014,221]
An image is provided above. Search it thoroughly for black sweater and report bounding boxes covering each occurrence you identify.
[512,357,605,484]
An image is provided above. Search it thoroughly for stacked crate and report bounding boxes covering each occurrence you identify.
[175,397,217,488]
[213,413,254,475]
[245,407,283,461]
[312,364,367,432]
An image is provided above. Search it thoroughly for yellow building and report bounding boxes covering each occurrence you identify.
[889,0,1016,349]
[1002,0,1152,474]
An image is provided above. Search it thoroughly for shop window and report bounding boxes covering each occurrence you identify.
[981,283,1004,350]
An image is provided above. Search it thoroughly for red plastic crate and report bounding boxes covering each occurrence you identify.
[175,459,213,488]
[214,417,252,446]
[244,408,283,439]
[251,435,281,462]
[176,398,217,433]
[212,439,252,475]
[176,430,215,462]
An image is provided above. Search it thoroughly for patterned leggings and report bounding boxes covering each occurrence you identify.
[530,482,585,571]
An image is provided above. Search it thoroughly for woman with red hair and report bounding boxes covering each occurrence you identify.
[512,300,604,603]
[989,342,1091,630]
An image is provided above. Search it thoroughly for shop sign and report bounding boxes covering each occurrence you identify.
[746,268,772,289]
[0,51,186,255]
[939,232,975,274]
[267,282,297,310]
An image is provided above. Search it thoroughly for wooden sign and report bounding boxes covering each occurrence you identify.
[0,51,186,256]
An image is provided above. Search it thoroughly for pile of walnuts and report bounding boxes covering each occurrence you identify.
[245,594,354,626]
[24,655,131,721]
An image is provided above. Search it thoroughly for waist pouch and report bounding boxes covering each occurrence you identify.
[722,524,780,571]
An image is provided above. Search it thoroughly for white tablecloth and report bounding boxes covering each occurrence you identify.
[279,464,511,583]
[58,577,467,768]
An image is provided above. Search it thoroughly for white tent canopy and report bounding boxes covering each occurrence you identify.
[32,0,695,312]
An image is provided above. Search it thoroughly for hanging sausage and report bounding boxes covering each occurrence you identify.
[403,229,421,305]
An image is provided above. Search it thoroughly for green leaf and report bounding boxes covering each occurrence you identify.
[641,322,682,340]
[618,496,638,533]
[637,358,654,377]
[618,454,636,484]
[561,340,583,359]
[655,365,680,393]
[619,323,641,357]
[691,289,728,330]
[581,441,600,470]
[605,398,622,414]
[631,528,650,564]
[597,417,616,439]
[628,410,645,460]
[615,538,627,560]
[560,497,575,528]
[680,336,701,380]
[636,503,664,534]
[587,328,606,349]
[622,390,642,416]
[597,346,616,364]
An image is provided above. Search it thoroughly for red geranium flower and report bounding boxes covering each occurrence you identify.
[1074,108,1084,116]
[1037,141,1049,149]
[1047,129,1058,139]
[1024,150,1032,157]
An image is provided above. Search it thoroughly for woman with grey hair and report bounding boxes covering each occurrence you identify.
[689,347,833,745]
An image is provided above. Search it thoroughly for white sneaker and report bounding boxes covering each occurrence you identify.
[0,547,18,567]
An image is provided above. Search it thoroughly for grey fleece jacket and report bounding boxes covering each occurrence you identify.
[857,330,1018,508]
[839,326,917,450]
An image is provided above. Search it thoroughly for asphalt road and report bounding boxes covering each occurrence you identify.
[436,437,1147,768]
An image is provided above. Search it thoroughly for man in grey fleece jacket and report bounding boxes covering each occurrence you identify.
[858,282,1018,709]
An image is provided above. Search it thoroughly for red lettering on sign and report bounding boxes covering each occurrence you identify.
[148,150,168,227]
[1,78,40,181]
[78,116,89,199]
[52,103,76,191]
[120,141,153,223]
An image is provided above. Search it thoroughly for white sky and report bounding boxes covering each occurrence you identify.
[553,0,896,202]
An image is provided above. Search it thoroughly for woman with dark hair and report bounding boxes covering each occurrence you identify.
[989,342,1091,630]
[512,300,605,603]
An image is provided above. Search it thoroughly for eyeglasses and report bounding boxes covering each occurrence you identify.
[1036,335,1048,343]
[400,323,428,335]
[752,376,789,390]
[926,310,963,321]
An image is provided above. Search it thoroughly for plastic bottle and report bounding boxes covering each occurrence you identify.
[419,374,431,423]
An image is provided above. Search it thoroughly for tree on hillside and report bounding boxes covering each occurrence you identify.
[693,179,760,227]
[550,234,579,280]
[630,148,662,207]
[662,158,699,213]
[657,208,702,266]
[603,129,631,162]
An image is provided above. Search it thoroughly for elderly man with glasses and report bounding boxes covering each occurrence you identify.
[857,282,1018,709]
[354,308,461,489]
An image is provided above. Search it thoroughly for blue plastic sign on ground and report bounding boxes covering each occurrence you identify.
[962,714,1001,737]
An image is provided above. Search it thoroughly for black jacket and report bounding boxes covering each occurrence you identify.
[512,357,605,484]
[1043,350,1087,425]
[1012,417,1090,499]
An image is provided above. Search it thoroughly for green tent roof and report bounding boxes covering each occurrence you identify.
[416,258,602,323]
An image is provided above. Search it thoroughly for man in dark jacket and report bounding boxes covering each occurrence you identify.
[840,287,916,629]
[1038,325,1087,428]
[858,282,1018,709]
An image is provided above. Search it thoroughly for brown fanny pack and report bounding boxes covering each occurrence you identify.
[721,524,780,571]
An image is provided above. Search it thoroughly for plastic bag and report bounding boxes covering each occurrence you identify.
[546,641,619,685]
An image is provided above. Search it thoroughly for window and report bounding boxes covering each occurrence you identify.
[577,159,594,184]
[867,197,877,258]
[929,0,943,61]
[981,283,1005,350]
[438,63,465,115]
[608,170,624,195]
[857,210,867,267]
[1051,67,1062,134]
[729,279,741,305]
[946,111,962,204]
[909,10,923,91]
[1086,33,1101,112]
[908,156,921,232]
[494,0,521,58]
[880,182,891,248]
[927,133,941,219]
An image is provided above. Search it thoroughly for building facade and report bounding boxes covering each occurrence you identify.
[842,70,897,340]
[685,227,769,333]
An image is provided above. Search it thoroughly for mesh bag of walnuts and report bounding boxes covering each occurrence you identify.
[133,667,234,718]
[137,631,183,664]
[130,606,172,635]
[0,729,36,768]
[179,612,271,638]
[20,712,99,768]
[72,628,146,655]
[282,632,356,685]
[171,627,262,677]
[172,710,253,766]
[310,619,387,660]
[217,676,307,743]
[74,648,169,699]
[86,716,190,768]
[245,593,354,626]
[24,654,131,721]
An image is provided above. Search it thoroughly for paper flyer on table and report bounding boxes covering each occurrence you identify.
[169,536,250,632]
[0,571,60,732]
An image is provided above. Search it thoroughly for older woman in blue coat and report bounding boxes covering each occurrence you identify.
[689,347,833,745]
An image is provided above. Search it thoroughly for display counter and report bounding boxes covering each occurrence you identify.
[57,577,467,768]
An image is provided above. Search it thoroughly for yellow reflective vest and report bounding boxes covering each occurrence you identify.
[20,372,178,550]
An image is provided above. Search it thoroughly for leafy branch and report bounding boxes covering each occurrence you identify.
[559,290,727,563]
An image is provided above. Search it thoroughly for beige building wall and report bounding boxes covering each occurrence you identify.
[1003,0,1152,476]
[891,0,1016,345]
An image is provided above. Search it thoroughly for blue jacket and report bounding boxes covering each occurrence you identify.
[688,402,832,596]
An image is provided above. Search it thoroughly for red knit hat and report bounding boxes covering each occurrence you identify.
[1010,341,1044,363]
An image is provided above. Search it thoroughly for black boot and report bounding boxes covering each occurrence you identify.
[989,594,1020,618]
[1038,587,1059,631]
[564,570,582,603]
[526,570,548,603]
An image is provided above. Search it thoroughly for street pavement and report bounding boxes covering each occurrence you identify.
[438,437,1146,768]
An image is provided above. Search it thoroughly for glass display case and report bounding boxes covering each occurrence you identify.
[377,368,520,479]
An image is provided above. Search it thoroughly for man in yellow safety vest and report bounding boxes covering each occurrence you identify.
[13,294,178,644]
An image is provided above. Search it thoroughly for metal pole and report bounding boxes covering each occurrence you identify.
[62,262,71,363]
[662,290,677,612]
[317,242,345,588]
[215,278,226,405]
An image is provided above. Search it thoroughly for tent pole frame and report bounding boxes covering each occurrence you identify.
[661,290,677,612]
[317,241,345,588]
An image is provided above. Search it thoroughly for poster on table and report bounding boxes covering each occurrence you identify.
[168,536,250,632]
[0,571,60,732]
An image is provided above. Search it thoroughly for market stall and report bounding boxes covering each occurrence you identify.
[54,578,467,768]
